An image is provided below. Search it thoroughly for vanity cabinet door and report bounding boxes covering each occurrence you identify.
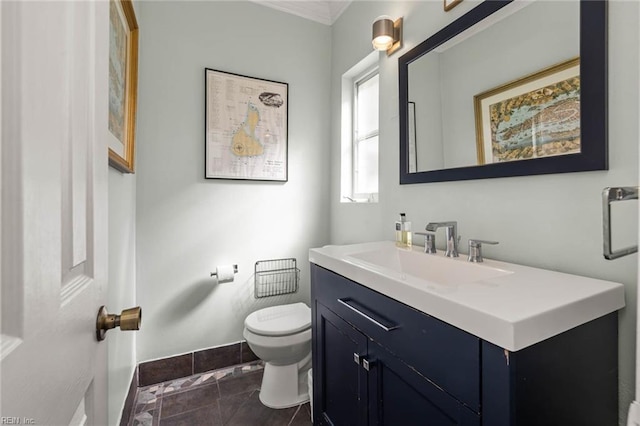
[367,341,481,426]
[314,302,369,426]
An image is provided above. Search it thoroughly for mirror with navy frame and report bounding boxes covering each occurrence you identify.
[398,0,607,184]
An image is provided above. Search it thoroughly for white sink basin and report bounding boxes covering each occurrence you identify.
[349,245,512,286]
[309,241,625,351]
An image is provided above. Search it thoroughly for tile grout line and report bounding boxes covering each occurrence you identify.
[216,375,222,406]
[287,404,302,426]
[215,397,223,424]
[156,391,162,426]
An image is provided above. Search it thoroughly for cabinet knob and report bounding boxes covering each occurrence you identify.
[362,358,373,371]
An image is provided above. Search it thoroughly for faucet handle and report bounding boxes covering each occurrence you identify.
[415,232,436,254]
[469,239,498,247]
[467,239,499,263]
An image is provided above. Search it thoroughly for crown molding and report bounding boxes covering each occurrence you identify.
[250,1,351,26]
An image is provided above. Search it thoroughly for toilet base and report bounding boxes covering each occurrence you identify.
[259,359,311,409]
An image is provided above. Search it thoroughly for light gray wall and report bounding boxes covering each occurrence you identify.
[329,1,638,424]
[135,1,332,362]
[107,169,137,426]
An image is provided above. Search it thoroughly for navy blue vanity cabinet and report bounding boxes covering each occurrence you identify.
[311,264,618,426]
[311,264,481,426]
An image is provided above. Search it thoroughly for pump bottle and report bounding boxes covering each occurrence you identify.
[395,213,412,248]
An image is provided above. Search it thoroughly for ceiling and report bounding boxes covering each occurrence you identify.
[249,1,352,26]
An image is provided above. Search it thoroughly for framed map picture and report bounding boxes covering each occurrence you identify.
[205,69,288,181]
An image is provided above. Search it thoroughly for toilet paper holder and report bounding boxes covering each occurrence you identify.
[210,264,238,277]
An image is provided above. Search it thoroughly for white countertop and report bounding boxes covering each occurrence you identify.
[309,241,625,351]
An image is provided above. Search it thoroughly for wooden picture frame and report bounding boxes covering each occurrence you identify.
[474,58,580,165]
[444,0,463,12]
[108,0,139,173]
[204,68,288,182]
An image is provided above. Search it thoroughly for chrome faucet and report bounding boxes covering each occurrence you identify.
[425,221,459,257]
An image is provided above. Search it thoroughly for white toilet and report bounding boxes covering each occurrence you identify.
[243,302,312,409]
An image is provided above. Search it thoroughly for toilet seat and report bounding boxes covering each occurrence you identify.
[243,327,311,352]
[245,302,311,336]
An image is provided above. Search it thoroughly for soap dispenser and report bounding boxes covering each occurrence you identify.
[395,213,412,248]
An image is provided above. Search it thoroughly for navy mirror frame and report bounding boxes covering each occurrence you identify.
[399,0,607,184]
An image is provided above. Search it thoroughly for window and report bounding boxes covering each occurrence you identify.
[340,52,379,203]
[352,71,379,199]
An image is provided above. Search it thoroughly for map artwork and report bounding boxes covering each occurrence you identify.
[205,69,288,181]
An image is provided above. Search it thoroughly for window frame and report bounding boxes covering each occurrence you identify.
[351,67,380,201]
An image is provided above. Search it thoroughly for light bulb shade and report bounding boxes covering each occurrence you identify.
[372,16,395,51]
[372,35,394,51]
[371,16,403,56]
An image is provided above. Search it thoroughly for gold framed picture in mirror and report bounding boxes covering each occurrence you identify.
[474,58,580,165]
[444,0,463,12]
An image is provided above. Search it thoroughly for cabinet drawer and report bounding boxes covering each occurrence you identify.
[311,264,481,412]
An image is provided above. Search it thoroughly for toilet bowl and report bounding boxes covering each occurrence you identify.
[243,302,312,409]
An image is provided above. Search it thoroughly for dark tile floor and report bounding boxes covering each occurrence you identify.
[130,361,312,426]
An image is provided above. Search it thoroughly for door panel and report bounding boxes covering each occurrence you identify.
[1,1,109,424]
[316,303,368,426]
[368,342,480,426]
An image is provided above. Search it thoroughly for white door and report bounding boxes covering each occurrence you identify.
[1,1,110,424]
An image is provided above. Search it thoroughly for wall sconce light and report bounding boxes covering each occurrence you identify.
[372,16,403,56]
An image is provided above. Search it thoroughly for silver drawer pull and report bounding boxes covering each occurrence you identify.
[353,353,360,365]
[602,186,638,260]
[337,298,399,332]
